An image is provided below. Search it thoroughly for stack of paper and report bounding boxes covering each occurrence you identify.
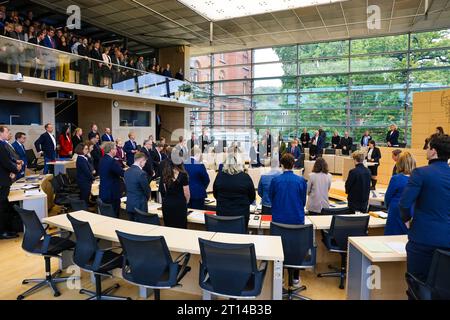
[372,211,388,219]
[24,189,43,196]
[385,242,406,254]
[361,240,394,253]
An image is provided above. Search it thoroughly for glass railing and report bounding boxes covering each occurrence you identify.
[0,35,208,104]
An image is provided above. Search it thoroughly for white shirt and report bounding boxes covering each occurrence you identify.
[367,148,374,161]
[48,132,56,150]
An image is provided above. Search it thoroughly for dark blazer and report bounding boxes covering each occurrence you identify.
[87,131,98,141]
[90,144,102,174]
[0,141,19,186]
[123,140,137,166]
[150,149,163,176]
[199,135,210,153]
[399,159,450,248]
[99,154,124,203]
[76,155,94,186]
[101,133,114,142]
[184,158,210,200]
[345,163,371,212]
[386,130,400,146]
[331,135,341,148]
[12,141,27,177]
[72,135,83,150]
[287,145,301,159]
[42,35,56,49]
[339,136,353,155]
[34,132,56,160]
[367,147,381,163]
[360,135,372,147]
[124,165,151,213]
[140,147,154,181]
[213,171,255,221]
[300,133,310,148]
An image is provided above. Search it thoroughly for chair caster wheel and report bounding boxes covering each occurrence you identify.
[17,295,24,300]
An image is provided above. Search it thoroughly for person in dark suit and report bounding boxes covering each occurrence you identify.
[12,132,27,179]
[140,139,155,181]
[360,130,372,147]
[300,128,310,150]
[199,128,211,153]
[345,151,371,213]
[28,30,45,78]
[87,123,99,142]
[287,140,302,168]
[89,134,102,175]
[42,27,56,80]
[331,131,341,149]
[90,40,102,87]
[77,37,90,85]
[309,130,324,160]
[34,123,57,174]
[0,126,22,239]
[386,124,400,147]
[249,140,261,168]
[213,153,255,227]
[72,128,83,150]
[187,132,198,151]
[150,143,164,178]
[124,152,151,221]
[366,140,382,190]
[74,143,94,206]
[339,131,353,155]
[99,142,125,217]
[184,147,210,210]
[123,132,138,167]
[400,134,450,283]
[101,128,114,143]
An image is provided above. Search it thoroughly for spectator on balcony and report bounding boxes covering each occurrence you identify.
[42,27,56,80]
[55,29,63,48]
[101,46,112,88]
[175,68,184,81]
[56,35,70,82]
[162,63,172,78]
[155,64,162,75]
[77,37,89,85]
[136,56,146,73]
[9,23,26,75]
[28,30,45,78]
[111,49,121,84]
[90,40,102,87]
[24,24,35,42]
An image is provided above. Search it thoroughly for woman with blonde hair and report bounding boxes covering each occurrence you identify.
[72,127,83,150]
[213,152,255,226]
[384,151,416,235]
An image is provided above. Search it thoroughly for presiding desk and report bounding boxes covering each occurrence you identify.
[347,235,407,300]
[48,159,77,175]
[43,211,284,300]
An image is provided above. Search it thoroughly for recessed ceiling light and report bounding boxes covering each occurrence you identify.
[178,0,348,21]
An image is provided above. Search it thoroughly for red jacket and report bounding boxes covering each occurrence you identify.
[58,134,73,157]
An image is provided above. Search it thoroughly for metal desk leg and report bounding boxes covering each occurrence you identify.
[273,260,283,300]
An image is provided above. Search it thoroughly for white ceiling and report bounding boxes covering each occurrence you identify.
[31,0,450,55]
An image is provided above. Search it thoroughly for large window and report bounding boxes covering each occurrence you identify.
[190,29,450,145]
[119,109,151,127]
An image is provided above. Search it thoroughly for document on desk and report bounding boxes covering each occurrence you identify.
[372,211,388,219]
[24,189,43,196]
[21,184,39,190]
[385,242,406,254]
[361,240,394,253]
[148,202,162,211]
[189,211,205,223]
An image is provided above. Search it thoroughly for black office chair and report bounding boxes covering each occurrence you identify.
[270,222,316,300]
[134,208,160,225]
[198,238,268,299]
[51,177,79,213]
[66,168,78,184]
[14,206,75,300]
[67,214,129,300]
[320,207,355,215]
[205,215,247,234]
[317,215,370,289]
[406,249,450,300]
[56,173,80,193]
[70,199,88,212]
[96,198,116,218]
[116,230,191,300]
[25,149,44,173]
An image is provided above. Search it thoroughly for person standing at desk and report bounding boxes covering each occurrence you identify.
[287,139,301,168]
[249,140,261,168]
[72,127,83,150]
[331,131,341,149]
[34,123,57,174]
[151,143,164,178]
[0,126,22,239]
[213,153,255,226]
[12,132,27,180]
[74,143,94,206]
[124,152,151,222]
[306,157,332,215]
[400,135,450,283]
[87,123,98,142]
[309,130,324,160]
[300,128,310,150]
[199,128,211,153]
[339,131,353,155]
[384,151,416,236]
[101,128,114,143]
[269,153,307,224]
[366,140,381,190]
[360,130,372,147]
[140,139,155,181]
[89,133,102,176]
[99,142,124,217]
[184,146,210,210]
[345,151,371,213]
[123,132,138,167]
[386,124,400,147]
[258,158,282,214]
[160,157,190,229]
[114,138,126,168]
[58,125,73,158]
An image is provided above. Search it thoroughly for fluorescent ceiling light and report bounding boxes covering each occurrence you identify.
[178,0,347,21]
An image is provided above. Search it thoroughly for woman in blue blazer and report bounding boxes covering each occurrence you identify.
[385,151,415,235]
[75,143,95,205]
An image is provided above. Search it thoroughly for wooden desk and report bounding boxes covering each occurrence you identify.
[347,235,407,300]
[48,159,76,175]
[9,176,50,221]
[12,174,54,212]
[329,180,386,206]
[43,211,284,300]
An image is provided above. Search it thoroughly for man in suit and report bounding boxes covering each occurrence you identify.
[123,132,138,167]
[77,37,90,85]
[150,143,164,178]
[90,133,102,175]
[12,132,27,179]
[28,30,45,78]
[300,128,310,150]
[184,147,210,210]
[287,140,302,168]
[386,124,400,147]
[345,151,371,213]
[90,40,102,87]
[360,130,372,147]
[9,23,26,75]
[42,27,56,80]
[88,123,99,142]
[99,142,124,217]
[400,134,450,283]
[34,123,57,174]
[339,131,353,155]
[101,128,114,143]
[140,139,155,181]
[187,132,198,151]
[310,130,324,160]
[0,126,22,239]
[124,152,151,221]
[199,128,211,153]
